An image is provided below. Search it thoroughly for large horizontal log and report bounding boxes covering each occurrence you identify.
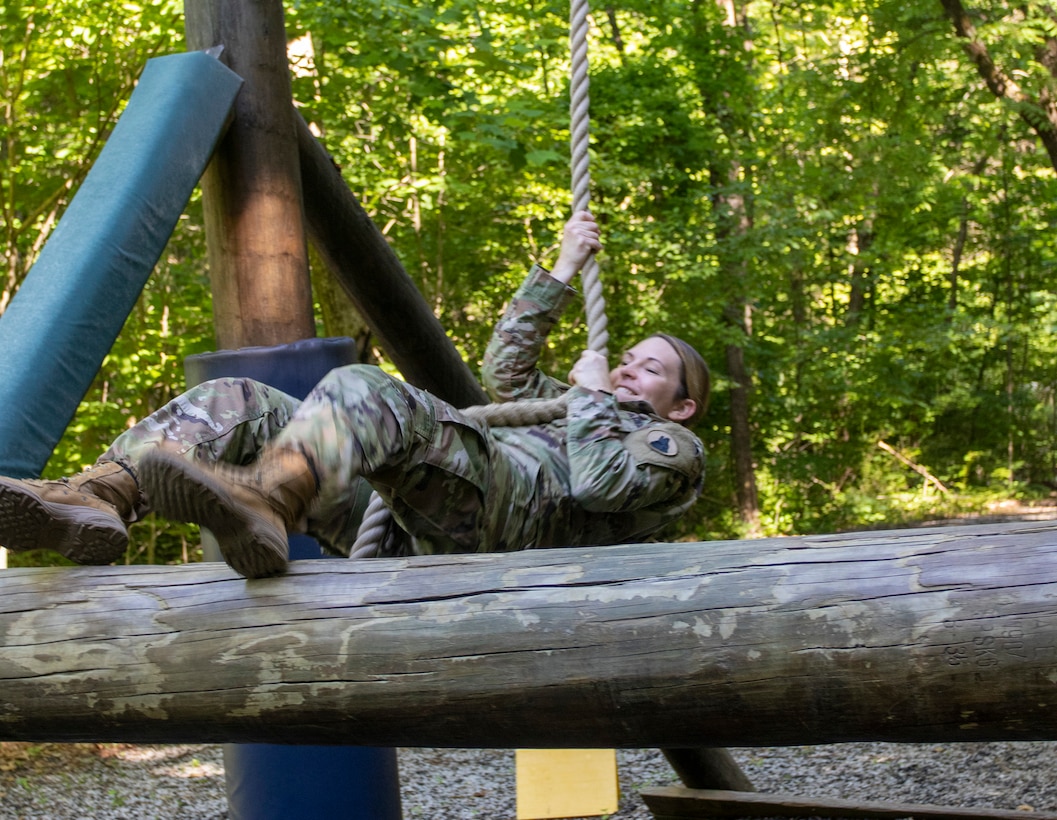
[2,521,1057,746]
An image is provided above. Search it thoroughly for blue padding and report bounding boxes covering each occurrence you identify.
[184,337,361,561]
[184,339,403,820]
[224,746,402,820]
[184,337,360,413]
[0,51,242,478]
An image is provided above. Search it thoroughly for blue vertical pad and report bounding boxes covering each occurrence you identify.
[184,339,404,820]
[0,51,242,477]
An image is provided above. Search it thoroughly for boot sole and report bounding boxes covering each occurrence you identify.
[138,451,288,579]
[0,477,128,564]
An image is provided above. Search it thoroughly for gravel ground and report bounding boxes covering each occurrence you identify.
[1,740,1055,819]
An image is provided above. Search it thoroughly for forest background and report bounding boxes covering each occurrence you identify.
[3,0,1057,565]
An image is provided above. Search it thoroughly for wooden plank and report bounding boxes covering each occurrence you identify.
[2,521,1057,745]
[639,786,1057,820]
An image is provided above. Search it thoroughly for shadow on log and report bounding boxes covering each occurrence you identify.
[2,520,1056,746]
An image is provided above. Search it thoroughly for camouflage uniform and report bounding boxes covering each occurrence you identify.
[106,266,705,555]
[102,377,375,552]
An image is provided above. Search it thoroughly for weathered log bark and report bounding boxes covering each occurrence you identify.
[294,112,487,408]
[2,520,1056,746]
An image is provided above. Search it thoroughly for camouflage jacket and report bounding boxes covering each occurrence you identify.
[480,264,705,547]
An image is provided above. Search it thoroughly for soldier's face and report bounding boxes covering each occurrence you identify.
[609,337,694,422]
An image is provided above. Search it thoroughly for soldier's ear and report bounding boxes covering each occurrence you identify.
[666,398,696,423]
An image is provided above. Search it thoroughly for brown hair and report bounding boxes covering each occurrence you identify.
[652,333,710,427]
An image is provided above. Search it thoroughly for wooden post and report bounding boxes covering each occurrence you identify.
[184,0,315,348]
[2,521,1057,746]
[661,749,755,792]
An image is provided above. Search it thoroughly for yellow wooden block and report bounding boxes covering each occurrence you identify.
[515,748,620,819]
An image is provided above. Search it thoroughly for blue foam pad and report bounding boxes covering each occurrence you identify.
[0,51,242,477]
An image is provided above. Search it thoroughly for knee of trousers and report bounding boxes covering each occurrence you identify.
[301,364,437,463]
[311,365,424,423]
[104,377,301,467]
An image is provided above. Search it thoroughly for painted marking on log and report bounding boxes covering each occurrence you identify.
[937,617,1049,671]
[502,565,587,586]
[671,618,713,638]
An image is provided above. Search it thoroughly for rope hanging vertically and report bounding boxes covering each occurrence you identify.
[569,0,608,358]
[349,2,607,559]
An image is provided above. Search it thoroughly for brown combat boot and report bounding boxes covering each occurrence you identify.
[138,447,317,579]
[0,461,141,564]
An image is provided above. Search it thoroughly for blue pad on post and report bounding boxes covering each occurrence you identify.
[0,51,242,477]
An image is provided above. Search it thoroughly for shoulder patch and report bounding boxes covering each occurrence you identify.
[624,424,703,479]
[646,429,678,457]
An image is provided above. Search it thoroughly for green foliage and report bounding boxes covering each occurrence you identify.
[9,0,1057,567]
[2,0,206,567]
[1,0,183,300]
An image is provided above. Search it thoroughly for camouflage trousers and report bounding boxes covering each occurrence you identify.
[104,365,534,556]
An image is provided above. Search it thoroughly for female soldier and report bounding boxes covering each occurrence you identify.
[0,212,710,578]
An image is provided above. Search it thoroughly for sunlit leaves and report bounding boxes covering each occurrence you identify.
[10,0,1057,555]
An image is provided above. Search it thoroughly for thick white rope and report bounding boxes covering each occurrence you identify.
[349,1,606,558]
[347,491,398,558]
[569,0,608,358]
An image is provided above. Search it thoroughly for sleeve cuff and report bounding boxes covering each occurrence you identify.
[521,263,578,318]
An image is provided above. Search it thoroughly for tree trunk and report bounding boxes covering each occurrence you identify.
[949,153,990,314]
[307,242,374,364]
[941,0,1057,173]
[725,334,760,529]
[846,220,874,323]
[713,176,759,532]
[699,0,762,534]
[949,202,969,313]
[294,114,488,408]
[184,0,316,349]
[2,521,1057,746]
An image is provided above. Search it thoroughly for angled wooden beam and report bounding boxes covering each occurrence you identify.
[0,51,241,478]
[1,521,1056,746]
[661,749,754,792]
[295,112,487,409]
